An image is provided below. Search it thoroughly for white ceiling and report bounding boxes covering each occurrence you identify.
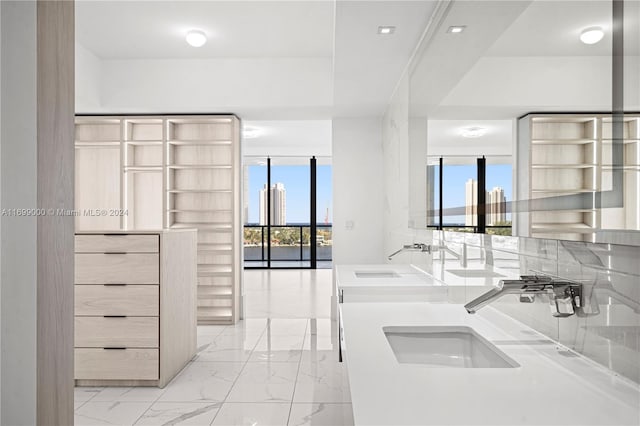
[74,0,637,152]
[242,120,332,158]
[332,1,437,116]
[75,0,438,120]
[75,1,334,59]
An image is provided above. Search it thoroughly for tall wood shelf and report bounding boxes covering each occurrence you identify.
[75,115,242,325]
[517,114,640,242]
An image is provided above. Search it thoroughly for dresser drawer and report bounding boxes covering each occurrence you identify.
[75,285,159,316]
[75,348,159,380]
[75,253,159,284]
[76,234,159,253]
[75,316,159,348]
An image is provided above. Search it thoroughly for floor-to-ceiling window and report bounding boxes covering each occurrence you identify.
[243,156,332,269]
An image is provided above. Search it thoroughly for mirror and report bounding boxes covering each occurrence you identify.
[403,0,639,245]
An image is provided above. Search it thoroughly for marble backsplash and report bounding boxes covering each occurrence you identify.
[414,230,640,384]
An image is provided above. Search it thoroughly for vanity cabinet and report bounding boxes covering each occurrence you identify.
[74,230,197,387]
[75,115,242,325]
[517,114,640,242]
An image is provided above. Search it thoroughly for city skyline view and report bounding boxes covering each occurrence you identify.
[434,163,512,225]
[246,164,333,224]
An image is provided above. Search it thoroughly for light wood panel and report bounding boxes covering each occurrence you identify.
[159,230,197,387]
[75,145,121,230]
[75,234,159,253]
[75,115,241,324]
[75,253,159,284]
[36,1,75,424]
[75,230,196,387]
[75,348,159,380]
[75,316,159,348]
[518,114,640,241]
[75,285,159,316]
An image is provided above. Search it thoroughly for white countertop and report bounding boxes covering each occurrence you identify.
[335,264,449,303]
[341,302,640,426]
[336,264,443,288]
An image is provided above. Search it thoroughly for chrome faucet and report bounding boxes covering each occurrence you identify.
[431,243,467,268]
[464,275,583,318]
[387,243,431,260]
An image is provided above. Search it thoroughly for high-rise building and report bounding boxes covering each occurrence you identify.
[465,178,477,226]
[465,180,507,226]
[259,182,286,225]
[487,186,506,225]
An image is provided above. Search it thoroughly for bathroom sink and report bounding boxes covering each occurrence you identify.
[446,269,506,278]
[355,271,400,278]
[383,326,519,368]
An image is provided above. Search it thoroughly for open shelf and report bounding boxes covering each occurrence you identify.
[76,115,241,325]
[519,113,640,241]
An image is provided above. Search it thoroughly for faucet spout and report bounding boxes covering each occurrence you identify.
[387,243,431,260]
[464,275,583,318]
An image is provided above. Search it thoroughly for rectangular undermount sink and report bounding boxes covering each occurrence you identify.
[446,269,506,278]
[383,326,519,368]
[355,271,400,278]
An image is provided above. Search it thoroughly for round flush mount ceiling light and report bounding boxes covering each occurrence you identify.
[461,126,487,138]
[580,26,604,45]
[242,126,264,139]
[186,30,207,47]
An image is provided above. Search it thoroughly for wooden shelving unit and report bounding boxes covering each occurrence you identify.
[75,115,242,325]
[517,114,640,242]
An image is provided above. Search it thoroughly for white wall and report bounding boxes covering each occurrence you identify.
[1,2,37,424]
[78,57,332,119]
[382,74,411,257]
[75,41,102,112]
[332,118,385,264]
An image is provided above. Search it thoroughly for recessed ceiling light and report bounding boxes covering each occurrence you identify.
[378,26,395,35]
[580,26,604,45]
[186,30,207,47]
[447,26,466,34]
[242,126,263,139]
[461,127,487,138]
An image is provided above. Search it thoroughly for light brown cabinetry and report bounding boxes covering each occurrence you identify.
[517,114,640,242]
[74,230,197,387]
[75,116,242,324]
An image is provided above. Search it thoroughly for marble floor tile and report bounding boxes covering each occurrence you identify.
[210,402,291,426]
[293,359,351,403]
[226,362,299,403]
[248,348,302,363]
[218,319,268,336]
[254,333,306,352]
[157,362,245,403]
[75,401,153,426]
[206,334,263,351]
[90,386,166,402]
[75,387,103,403]
[264,318,309,336]
[288,403,354,426]
[134,402,221,425]
[195,348,253,363]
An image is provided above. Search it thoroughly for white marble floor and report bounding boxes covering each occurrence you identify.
[75,269,353,426]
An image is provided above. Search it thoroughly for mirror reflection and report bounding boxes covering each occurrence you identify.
[404,0,639,245]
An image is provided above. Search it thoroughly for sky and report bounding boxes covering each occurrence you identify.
[247,165,332,224]
[433,164,512,225]
[247,163,511,226]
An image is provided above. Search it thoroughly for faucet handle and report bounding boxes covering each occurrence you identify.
[548,284,580,318]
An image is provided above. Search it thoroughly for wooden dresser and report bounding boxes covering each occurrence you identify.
[74,229,197,387]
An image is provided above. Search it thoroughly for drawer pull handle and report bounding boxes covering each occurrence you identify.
[104,315,127,318]
[103,283,127,286]
[104,252,127,255]
[103,347,126,350]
